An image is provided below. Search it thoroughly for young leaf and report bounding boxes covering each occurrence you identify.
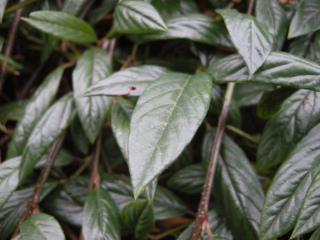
[209,52,320,91]
[255,0,288,50]
[8,67,63,158]
[0,157,21,208]
[73,48,112,143]
[20,213,65,240]
[203,130,264,239]
[86,65,168,97]
[22,11,97,44]
[121,199,154,240]
[288,0,320,39]
[135,14,232,48]
[260,123,320,239]
[82,188,121,240]
[20,94,74,181]
[129,72,212,197]
[110,0,167,35]
[257,90,320,172]
[217,9,273,74]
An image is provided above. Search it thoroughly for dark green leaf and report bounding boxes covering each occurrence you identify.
[62,0,86,15]
[82,188,121,240]
[257,90,320,172]
[110,0,167,35]
[288,0,320,39]
[209,52,320,91]
[8,67,63,158]
[22,11,97,44]
[89,0,117,24]
[260,123,320,239]
[0,100,27,124]
[73,48,112,143]
[129,72,212,197]
[86,65,168,97]
[35,149,74,169]
[217,9,273,74]
[151,0,198,18]
[20,94,74,181]
[135,14,232,48]
[167,164,205,194]
[310,227,320,240]
[20,213,65,240]
[121,199,154,240]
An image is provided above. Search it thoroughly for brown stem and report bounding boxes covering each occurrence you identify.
[88,136,102,191]
[191,0,255,238]
[14,136,64,234]
[0,0,24,95]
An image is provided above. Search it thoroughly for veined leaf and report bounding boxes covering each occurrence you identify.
[20,94,74,181]
[82,188,120,240]
[86,65,168,97]
[203,130,264,239]
[22,11,97,44]
[121,199,154,240]
[255,0,288,50]
[288,0,320,39]
[129,72,212,197]
[8,67,63,158]
[0,157,21,208]
[20,213,65,240]
[257,90,320,172]
[73,48,112,143]
[135,14,232,48]
[260,123,320,239]
[217,9,273,74]
[209,52,320,91]
[110,0,167,35]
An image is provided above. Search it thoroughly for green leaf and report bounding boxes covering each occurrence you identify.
[129,72,212,197]
[0,0,8,22]
[217,9,273,74]
[203,130,264,239]
[73,48,112,143]
[135,14,232,48]
[20,94,74,181]
[257,90,320,172]
[110,0,167,35]
[82,188,121,240]
[86,65,168,97]
[167,164,205,194]
[121,199,154,240]
[62,0,86,15]
[21,213,65,240]
[22,11,97,44]
[310,227,320,240]
[0,100,27,124]
[8,67,63,158]
[151,0,198,18]
[260,123,320,239]
[209,52,320,91]
[0,157,21,208]
[288,0,320,39]
[255,0,288,50]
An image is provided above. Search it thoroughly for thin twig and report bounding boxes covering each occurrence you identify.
[88,136,102,191]
[80,0,96,19]
[226,125,259,144]
[191,0,255,238]
[0,0,24,95]
[14,137,64,234]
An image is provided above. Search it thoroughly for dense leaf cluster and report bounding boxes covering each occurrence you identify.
[1,0,320,239]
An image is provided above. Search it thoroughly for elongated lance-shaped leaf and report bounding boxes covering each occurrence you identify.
[288,0,320,39]
[260,123,320,239]
[73,48,112,143]
[20,213,65,240]
[86,65,168,97]
[134,14,232,48]
[110,0,167,35]
[129,72,212,197]
[217,9,273,74]
[20,94,74,181]
[208,52,320,91]
[0,157,21,208]
[82,188,121,240]
[22,11,97,44]
[8,67,63,158]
